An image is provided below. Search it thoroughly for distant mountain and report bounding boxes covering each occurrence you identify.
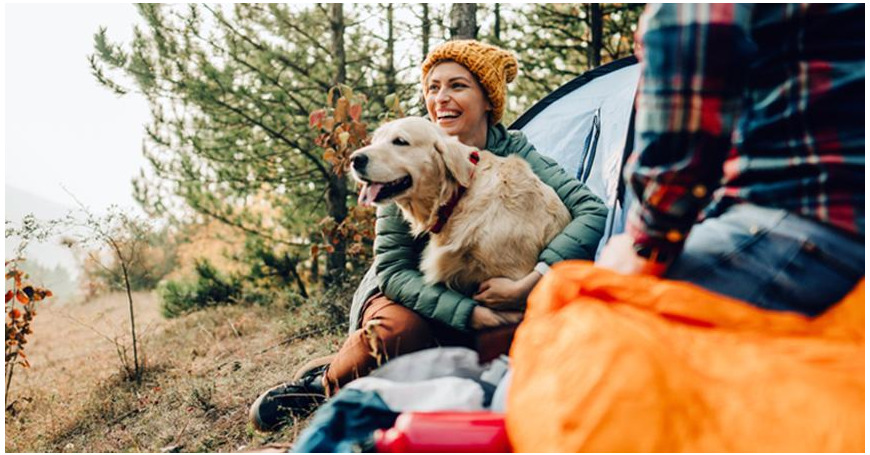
[5,185,81,280]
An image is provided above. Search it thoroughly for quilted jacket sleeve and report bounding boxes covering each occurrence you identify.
[374,203,478,332]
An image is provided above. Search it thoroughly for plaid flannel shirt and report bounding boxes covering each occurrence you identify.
[627,4,865,257]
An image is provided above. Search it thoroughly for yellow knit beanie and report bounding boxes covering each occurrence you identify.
[421,40,518,124]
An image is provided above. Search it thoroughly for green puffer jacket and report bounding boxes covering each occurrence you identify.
[368,123,608,332]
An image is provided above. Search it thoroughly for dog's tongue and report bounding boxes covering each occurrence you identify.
[358,183,384,206]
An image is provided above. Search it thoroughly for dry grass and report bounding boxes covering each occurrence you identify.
[5,291,347,452]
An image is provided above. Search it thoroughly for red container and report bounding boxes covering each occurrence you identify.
[374,411,511,453]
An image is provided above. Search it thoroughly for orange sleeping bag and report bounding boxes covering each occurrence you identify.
[507,261,864,452]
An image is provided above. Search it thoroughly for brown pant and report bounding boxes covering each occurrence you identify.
[322,293,473,395]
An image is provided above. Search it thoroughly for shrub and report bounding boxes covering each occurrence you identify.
[159,260,243,318]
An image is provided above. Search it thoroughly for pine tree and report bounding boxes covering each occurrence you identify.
[90,4,389,287]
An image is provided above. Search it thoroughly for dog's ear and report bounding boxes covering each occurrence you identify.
[434,135,476,188]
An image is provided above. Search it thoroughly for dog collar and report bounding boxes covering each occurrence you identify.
[429,151,479,234]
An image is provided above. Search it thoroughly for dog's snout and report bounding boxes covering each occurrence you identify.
[351,154,369,172]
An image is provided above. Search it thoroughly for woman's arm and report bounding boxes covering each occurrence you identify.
[509,129,610,265]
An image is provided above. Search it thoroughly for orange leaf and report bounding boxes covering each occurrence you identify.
[349,103,362,122]
[16,290,28,304]
[4,290,11,303]
[309,109,326,128]
[323,117,335,131]
[44,290,53,298]
[9,308,21,319]
[335,97,349,123]
[323,148,336,163]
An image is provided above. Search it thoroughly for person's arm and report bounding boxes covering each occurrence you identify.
[513,132,610,265]
[618,4,755,268]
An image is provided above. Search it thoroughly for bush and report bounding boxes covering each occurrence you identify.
[159,260,243,318]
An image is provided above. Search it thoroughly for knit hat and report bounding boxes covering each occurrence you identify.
[421,40,518,124]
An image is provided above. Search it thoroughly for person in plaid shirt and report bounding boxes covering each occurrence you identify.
[599,4,864,315]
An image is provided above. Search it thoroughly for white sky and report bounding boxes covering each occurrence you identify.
[5,3,149,213]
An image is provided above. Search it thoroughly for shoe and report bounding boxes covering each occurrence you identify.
[249,364,328,432]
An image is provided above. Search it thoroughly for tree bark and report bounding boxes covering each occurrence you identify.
[450,3,477,40]
[331,4,347,86]
[494,3,501,43]
[386,4,396,94]
[589,3,603,68]
[120,258,141,385]
[327,3,348,285]
[421,3,430,60]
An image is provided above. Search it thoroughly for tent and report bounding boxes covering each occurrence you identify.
[510,56,640,256]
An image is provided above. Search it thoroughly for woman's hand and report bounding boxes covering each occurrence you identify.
[473,271,542,311]
[470,305,524,330]
[597,234,668,276]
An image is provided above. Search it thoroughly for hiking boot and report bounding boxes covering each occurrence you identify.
[249,364,328,432]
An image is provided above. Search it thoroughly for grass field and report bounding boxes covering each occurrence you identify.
[5,291,347,452]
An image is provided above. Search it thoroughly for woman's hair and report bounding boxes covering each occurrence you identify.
[421,40,518,124]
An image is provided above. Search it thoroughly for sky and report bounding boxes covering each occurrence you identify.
[4,4,150,275]
[5,3,149,213]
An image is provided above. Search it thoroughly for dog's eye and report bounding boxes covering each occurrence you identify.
[392,137,410,146]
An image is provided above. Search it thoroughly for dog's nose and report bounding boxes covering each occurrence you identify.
[351,154,368,172]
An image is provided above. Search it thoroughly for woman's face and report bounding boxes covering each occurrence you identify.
[424,61,492,146]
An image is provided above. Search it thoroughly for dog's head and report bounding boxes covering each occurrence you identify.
[349,117,476,208]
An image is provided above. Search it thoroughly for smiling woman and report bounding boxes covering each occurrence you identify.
[424,62,493,149]
[248,39,610,432]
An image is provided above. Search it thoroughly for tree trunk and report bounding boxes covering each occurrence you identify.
[386,4,396,94]
[450,3,477,40]
[589,3,603,68]
[309,232,320,284]
[327,3,348,285]
[120,259,141,384]
[494,3,501,43]
[331,4,347,86]
[325,174,348,286]
[421,3,430,61]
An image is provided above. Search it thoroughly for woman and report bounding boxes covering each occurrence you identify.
[250,40,608,431]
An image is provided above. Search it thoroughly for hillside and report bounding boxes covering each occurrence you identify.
[4,290,347,452]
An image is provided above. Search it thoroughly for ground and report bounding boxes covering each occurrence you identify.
[5,291,347,452]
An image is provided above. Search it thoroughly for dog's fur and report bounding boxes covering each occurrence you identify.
[350,117,570,296]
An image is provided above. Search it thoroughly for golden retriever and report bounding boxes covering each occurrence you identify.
[349,117,570,296]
